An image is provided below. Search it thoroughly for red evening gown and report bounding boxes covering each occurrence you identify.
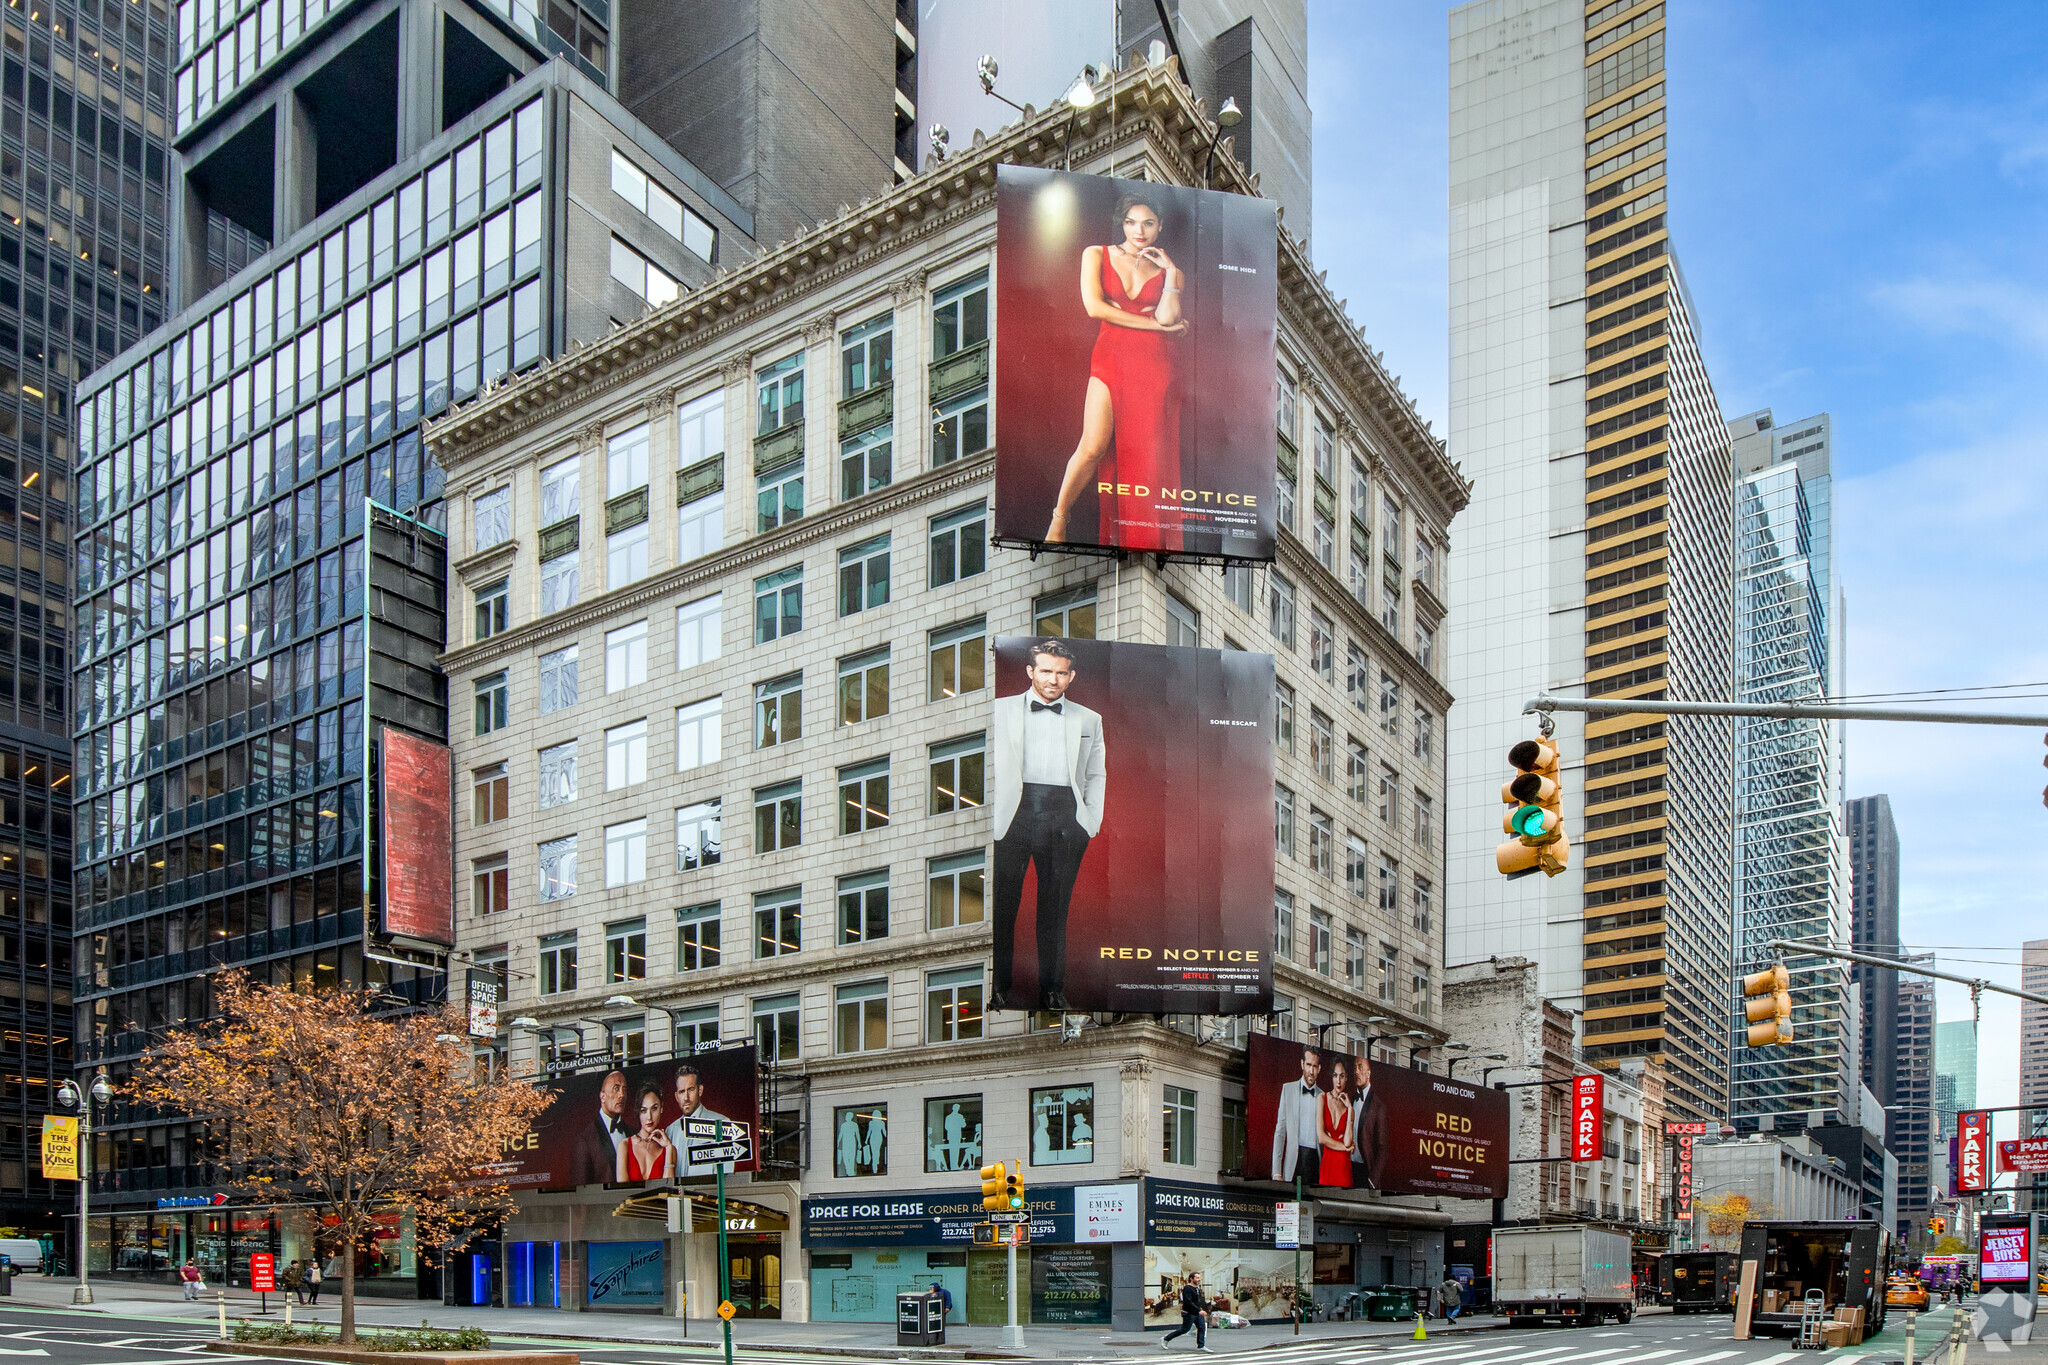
[623,1141,667,1181]
[1089,248,1183,551]
[1318,1100,1354,1187]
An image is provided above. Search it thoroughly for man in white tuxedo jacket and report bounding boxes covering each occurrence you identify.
[991,640,1106,1012]
[1270,1046,1322,1186]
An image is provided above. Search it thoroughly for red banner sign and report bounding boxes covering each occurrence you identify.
[249,1252,276,1293]
[1998,1136,2048,1174]
[1571,1074,1604,1162]
[1957,1110,1991,1193]
[1665,1120,1706,1218]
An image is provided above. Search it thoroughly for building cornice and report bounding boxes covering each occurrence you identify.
[1275,533,1454,714]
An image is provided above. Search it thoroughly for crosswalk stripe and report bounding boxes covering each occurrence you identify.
[1648,1353,1739,1365]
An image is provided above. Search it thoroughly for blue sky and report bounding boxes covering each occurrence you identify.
[1308,1,2048,1121]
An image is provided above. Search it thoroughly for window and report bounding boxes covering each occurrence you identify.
[605,719,648,790]
[1413,962,1432,1018]
[674,1003,720,1054]
[928,617,987,700]
[926,966,984,1043]
[1347,740,1369,803]
[1380,672,1401,737]
[540,454,580,525]
[610,148,715,260]
[1274,887,1296,959]
[1381,579,1402,635]
[1347,643,1370,712]
[1379,766,1398,827]
[835,980,889,1055]
[472,763,508,826]
[1223,563,1254,614]
[1274,683,1295,752]
[473,672,507,735]
[473,578,508,640]
[928,851,985,930]
[1162,1085,1197,1165]
[675,697,721,771]
[832,1101,888,1176]
[608,423,650,497]
[607,521,650,586]
[1379,855,1399,918]
[677,799,722,871]
[1382,495,1402,564]
[1270,573,1296,648]
[1309,809,1334,876]
[837,647,890,725]
[1277,465,1296,531]
[1167,595,1200,648]
[932,273,988,358]
[758,459,803,532]
[1349,520,1371,604]
[926,1095,985,1172]
[538,835,578,902]
[838,534,891,616]
[471,854,509,916]
[1346,834,1369,898]
[677,595,722,669]
[539,644,578,714]
[1275,786,1296,860]
[1308,908,1332,975]
[1309,709,1334,780]
[837,869,889,944]
[1414,793,1434,851]
[677,392,725,558]
[1413,876,1434,934]
[754,888,801,960]
[931,386,990,464]
[1346,927,1368,985]
[842,313,894,395]
[1030,1085,1094,1166]
[609,235,679,304]
[1276,368,1298,437]
[930,502,987,587]
[473,486,510,551]
[605,819,648,888]
[754,991,800,1062]
[837,757,891,835]
[1414,708,1435,762]
[539,740,578,809]
[930,734,986,814]
[605,620,648,692]
[1309,610,1334,681]
[757,352,804,435]
[754,779,802,854]
[539,932,578,995]
[755,673,802,748]
[840,424,892,500]
[676,902,720,972]
[1379,941,1399,1002]
[1221,1097,1248,1174]
[1032,584,1097,639]
[754,566,802,644]
[540,550,579,614]
[605,916,647,981]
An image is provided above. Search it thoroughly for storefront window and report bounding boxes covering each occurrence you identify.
[924,1094,984,1173]
[1029,1085,1094,1166]
[833,1103,888,1178]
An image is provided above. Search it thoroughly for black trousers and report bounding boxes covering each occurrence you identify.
[1163,1310,1206,1346]
[993,783,1090,1001]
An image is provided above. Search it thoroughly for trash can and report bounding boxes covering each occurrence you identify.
[924,1291,947,1345]
[898,1291,945,1346]
[1364,1285,1414,1321]
[0,1259,13,1297]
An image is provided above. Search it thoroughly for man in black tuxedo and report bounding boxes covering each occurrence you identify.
[571,1069,631,1186]
[1350,1055,1391,1191]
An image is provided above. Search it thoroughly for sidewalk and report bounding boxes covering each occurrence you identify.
[0,1274,1507,1358]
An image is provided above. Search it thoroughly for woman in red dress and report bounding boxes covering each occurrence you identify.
[1046,195,1188,549]
[617,1084,675,1182]
[1318,1058,1357,1188]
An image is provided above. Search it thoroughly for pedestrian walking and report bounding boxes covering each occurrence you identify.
[282,1259,304,1303]
[306,1258,323,1305]
[179,1259,203,1301]
[1161,1273,1213,1352]
[1441,1274,1463,1321]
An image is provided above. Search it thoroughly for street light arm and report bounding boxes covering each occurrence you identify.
[1765,938,2048,1008]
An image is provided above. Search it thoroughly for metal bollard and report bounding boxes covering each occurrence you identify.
[1904,1309,1914,1365]
[216,1289,228,1340]
[285,1295,293,1328]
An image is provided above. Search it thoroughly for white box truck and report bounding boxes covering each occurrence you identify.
[1493,1226,1636,1327]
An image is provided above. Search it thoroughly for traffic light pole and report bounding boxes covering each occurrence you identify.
[1762,939,2048,1009]
[1524,694,2048,727]
[1003,1154,1023,1352]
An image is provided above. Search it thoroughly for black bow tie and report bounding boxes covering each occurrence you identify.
[609,1118,631,1134]
[1031,700,1063,714]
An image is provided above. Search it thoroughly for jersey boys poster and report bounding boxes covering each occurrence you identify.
[1244,1034,1509,1200]
[989,634,1274,1015]
[995,166,1278,558]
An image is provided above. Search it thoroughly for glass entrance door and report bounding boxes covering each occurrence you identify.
[726,1237,783,1318]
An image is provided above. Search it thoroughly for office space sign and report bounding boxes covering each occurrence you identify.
[1957,1110,1990,1193]
[1571,1075,1604,1161]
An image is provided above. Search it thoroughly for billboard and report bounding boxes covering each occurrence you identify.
[2000,1137,2048,1174]
[1243,1034,1510,1199]
[1571,1075,1604,1161]
[493,1047,761,1191]
[994,166,1279,558]
[988,635,1274,1015]
[1958,1110,1991,1193]
[1981,1224,2031,1284]
[40,1114,77,1180]
[378,726,454,945]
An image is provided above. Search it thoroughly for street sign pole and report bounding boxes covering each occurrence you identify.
[718,1157,731,1365]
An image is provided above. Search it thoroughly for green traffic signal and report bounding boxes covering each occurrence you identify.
[1509,805,1552,838]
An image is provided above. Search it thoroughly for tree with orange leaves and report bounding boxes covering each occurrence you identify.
[128,971,550,1344]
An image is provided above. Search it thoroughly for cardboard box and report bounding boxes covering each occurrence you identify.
[1822,1324,1852,1348]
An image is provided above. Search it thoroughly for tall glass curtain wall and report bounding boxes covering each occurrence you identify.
[5,0,175,1221]
[68,90,551,1196]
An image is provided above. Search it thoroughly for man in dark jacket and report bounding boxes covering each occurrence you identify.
[1160,1273,1212,1351]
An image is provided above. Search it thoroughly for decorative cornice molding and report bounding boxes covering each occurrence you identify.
[1276,530,1455,714]
[450,539,518,589]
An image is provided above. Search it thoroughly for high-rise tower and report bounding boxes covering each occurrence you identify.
[1846,794,1900,1114]
[1447,0,1737,1120]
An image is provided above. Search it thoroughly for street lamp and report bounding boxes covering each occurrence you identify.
[1449,1051,1507,1081]
[1482,1061,1526,1087]
[1203,95,1244,187]
[603,995,677,1059]
[56,1073,114,1305]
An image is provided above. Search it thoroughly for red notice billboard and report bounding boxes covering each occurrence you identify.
[994,166,1279,559]
[379,726,454,945]
[492,1048,762,1191]
[1956,1110,1990,1193]
[1571,1075,1604,1162]
[1243,1034,1509,1199]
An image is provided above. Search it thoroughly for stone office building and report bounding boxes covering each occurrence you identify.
[429,64,1466,1322]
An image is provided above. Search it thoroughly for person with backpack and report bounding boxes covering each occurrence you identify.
[305,1258,324,1305]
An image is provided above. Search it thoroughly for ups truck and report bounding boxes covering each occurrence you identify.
[1493,1226,1635,1327]
[1658,1251,1738,1313]
[1736,1221,1892,1337]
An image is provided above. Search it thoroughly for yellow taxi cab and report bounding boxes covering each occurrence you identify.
[1885,1275,1929,1310]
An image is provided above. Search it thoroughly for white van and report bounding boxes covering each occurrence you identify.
[0,1239,44,1272]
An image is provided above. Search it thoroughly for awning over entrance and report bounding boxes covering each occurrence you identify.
[608,1190,790,1234]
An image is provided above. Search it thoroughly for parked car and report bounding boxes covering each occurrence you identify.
[0,1240,44,1273]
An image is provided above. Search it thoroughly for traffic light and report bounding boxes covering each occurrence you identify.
[980,1161,1023,1212]
[1496,737,1569,879]
[1931,1216,1947,1235]
[1742,963,1795,1047]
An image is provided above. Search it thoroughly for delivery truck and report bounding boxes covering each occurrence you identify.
[1657,1251,1738,1313]
[1736,1221,1892,1339]
[1493,1226,1635,1327]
